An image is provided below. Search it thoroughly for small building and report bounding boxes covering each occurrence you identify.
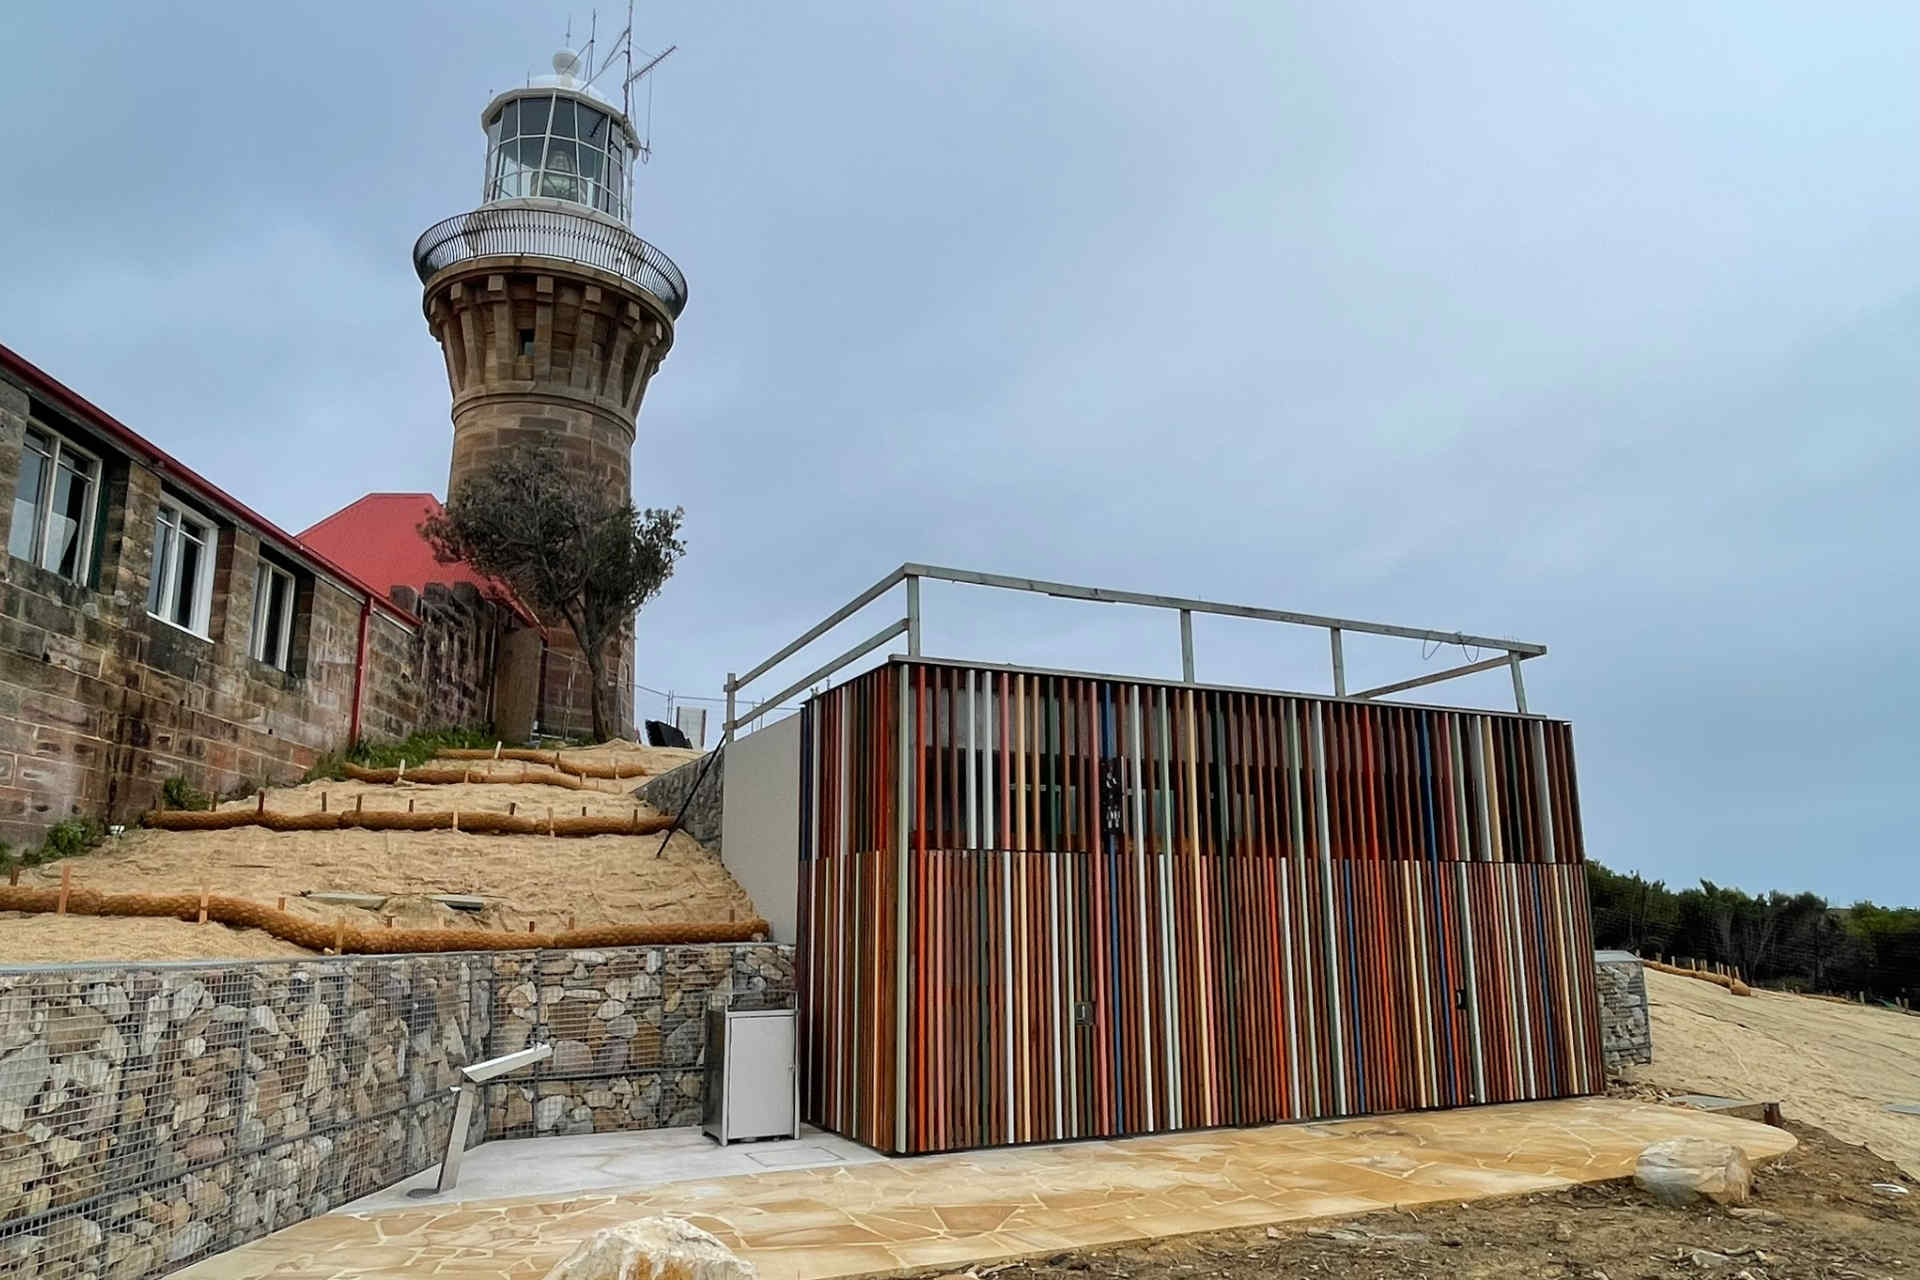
[719,566,1603,1155]
[0,344,446,841]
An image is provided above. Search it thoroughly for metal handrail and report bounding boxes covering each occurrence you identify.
[722,563,1550,739]
[412,206,688,318]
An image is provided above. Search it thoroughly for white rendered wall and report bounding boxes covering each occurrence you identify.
[721,712,803,943]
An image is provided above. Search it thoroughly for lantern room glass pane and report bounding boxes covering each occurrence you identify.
[539,139,580,201]
[551,98,576,138]
[579,107,607,147]
[500,100,518,139]
[519,95,549,137]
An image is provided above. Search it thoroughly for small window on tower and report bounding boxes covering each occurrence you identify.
[518,329,535,356]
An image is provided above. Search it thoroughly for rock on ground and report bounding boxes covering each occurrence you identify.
[1634,1136,1753,1206]
[542,1217,755,1280]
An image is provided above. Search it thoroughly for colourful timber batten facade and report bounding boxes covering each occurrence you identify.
[795,658,1601,1155]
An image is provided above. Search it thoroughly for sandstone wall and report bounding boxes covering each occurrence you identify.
[1595,951,1653,1071]
[634,751,722,851]
[386,582,514,736]
[0,369,433,843]
[0,943,791,1280]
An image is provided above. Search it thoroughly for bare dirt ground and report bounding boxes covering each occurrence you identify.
[939,1119,1916,1280]
[1625,969,1920,1178]
[0,744,756,964]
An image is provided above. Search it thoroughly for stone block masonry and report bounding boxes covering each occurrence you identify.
[635,751,722,851]
[1596,951,1654,1070]
[0,352,528,845]
[0,943,791,1280]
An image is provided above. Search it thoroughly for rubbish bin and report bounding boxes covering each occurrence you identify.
[702,1004,799,1145]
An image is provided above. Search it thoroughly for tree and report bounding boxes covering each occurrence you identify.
[422,445,685,742]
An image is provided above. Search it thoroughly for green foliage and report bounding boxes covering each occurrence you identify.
[421,443,685,741]
[160,776,210,811]
[39,818,104,862]
[1587,859,1919,1003]
[303,726,500,782]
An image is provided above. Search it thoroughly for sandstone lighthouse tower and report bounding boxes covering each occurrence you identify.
[411,46,685,737]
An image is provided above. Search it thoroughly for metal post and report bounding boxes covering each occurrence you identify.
[1508,654,1528,714]
[723,672,736,743]
[1329,627,1346,697]
[905,575,922,657]
[433,1083,477,1193]
[1179,609,1195,683]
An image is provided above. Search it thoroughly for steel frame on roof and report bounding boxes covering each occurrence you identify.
[724,562,1548,741]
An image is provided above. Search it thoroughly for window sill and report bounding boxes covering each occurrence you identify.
[247,655,304,684]
[7,553,93,598]
[146,612,212,644]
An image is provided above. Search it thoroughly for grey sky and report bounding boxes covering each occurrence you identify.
[2,4,1913,904]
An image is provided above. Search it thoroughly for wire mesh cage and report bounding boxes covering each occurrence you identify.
[0,944,790,1280]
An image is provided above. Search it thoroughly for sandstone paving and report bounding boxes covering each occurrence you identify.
[177,1097,1795,1280]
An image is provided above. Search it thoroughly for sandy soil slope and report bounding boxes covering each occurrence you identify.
[1626,967,1920,1176]
[0,746,751,964]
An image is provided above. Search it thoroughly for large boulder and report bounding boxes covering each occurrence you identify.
[1634,1137,1754,1206]
[542,1217,755,1280]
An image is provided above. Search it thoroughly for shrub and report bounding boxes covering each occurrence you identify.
[303,726,500,782]
[160,776,210,811]
[40,818,103,862]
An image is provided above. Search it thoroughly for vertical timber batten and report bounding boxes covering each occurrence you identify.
[794,657,1599,1156]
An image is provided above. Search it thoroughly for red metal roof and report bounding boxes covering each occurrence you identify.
[0,342,420,627]
[299,493,539,625]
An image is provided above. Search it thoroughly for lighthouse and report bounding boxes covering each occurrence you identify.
[410,48,686,737]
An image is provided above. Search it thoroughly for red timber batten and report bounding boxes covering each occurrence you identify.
[796,659,1601,1155]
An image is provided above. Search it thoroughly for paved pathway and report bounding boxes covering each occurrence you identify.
[180,1097,1794,1280]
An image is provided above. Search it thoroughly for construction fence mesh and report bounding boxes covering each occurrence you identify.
[0,943,792,1280]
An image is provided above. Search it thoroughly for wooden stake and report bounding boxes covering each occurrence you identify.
[451,809,459,832]
[567,912,576,931]
[256,789,266,815]
[333,917,345,954]
[509,802,517,816]
[527,920,535,933]
[547,807,554,836]
[276,896,286,912]
[56,865,70,915]
[7,865,17,886]
[408,798,415,813]
[493,741,502,761]
[320,792,328,813]
[581,805,587,817]
[384,915,394,929]
[356,795,364,813]
[197,885,209,925]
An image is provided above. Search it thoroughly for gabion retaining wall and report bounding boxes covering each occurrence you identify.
[1595,951,1653,1070]
[0,943,791,1280]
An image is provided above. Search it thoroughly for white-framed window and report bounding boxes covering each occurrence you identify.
[9,426,101,585]
[145,499,215,637]
[484,92,629,219]
[250,560,296,671]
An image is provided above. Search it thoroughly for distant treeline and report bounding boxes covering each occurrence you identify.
[1586,862,1919,1003]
